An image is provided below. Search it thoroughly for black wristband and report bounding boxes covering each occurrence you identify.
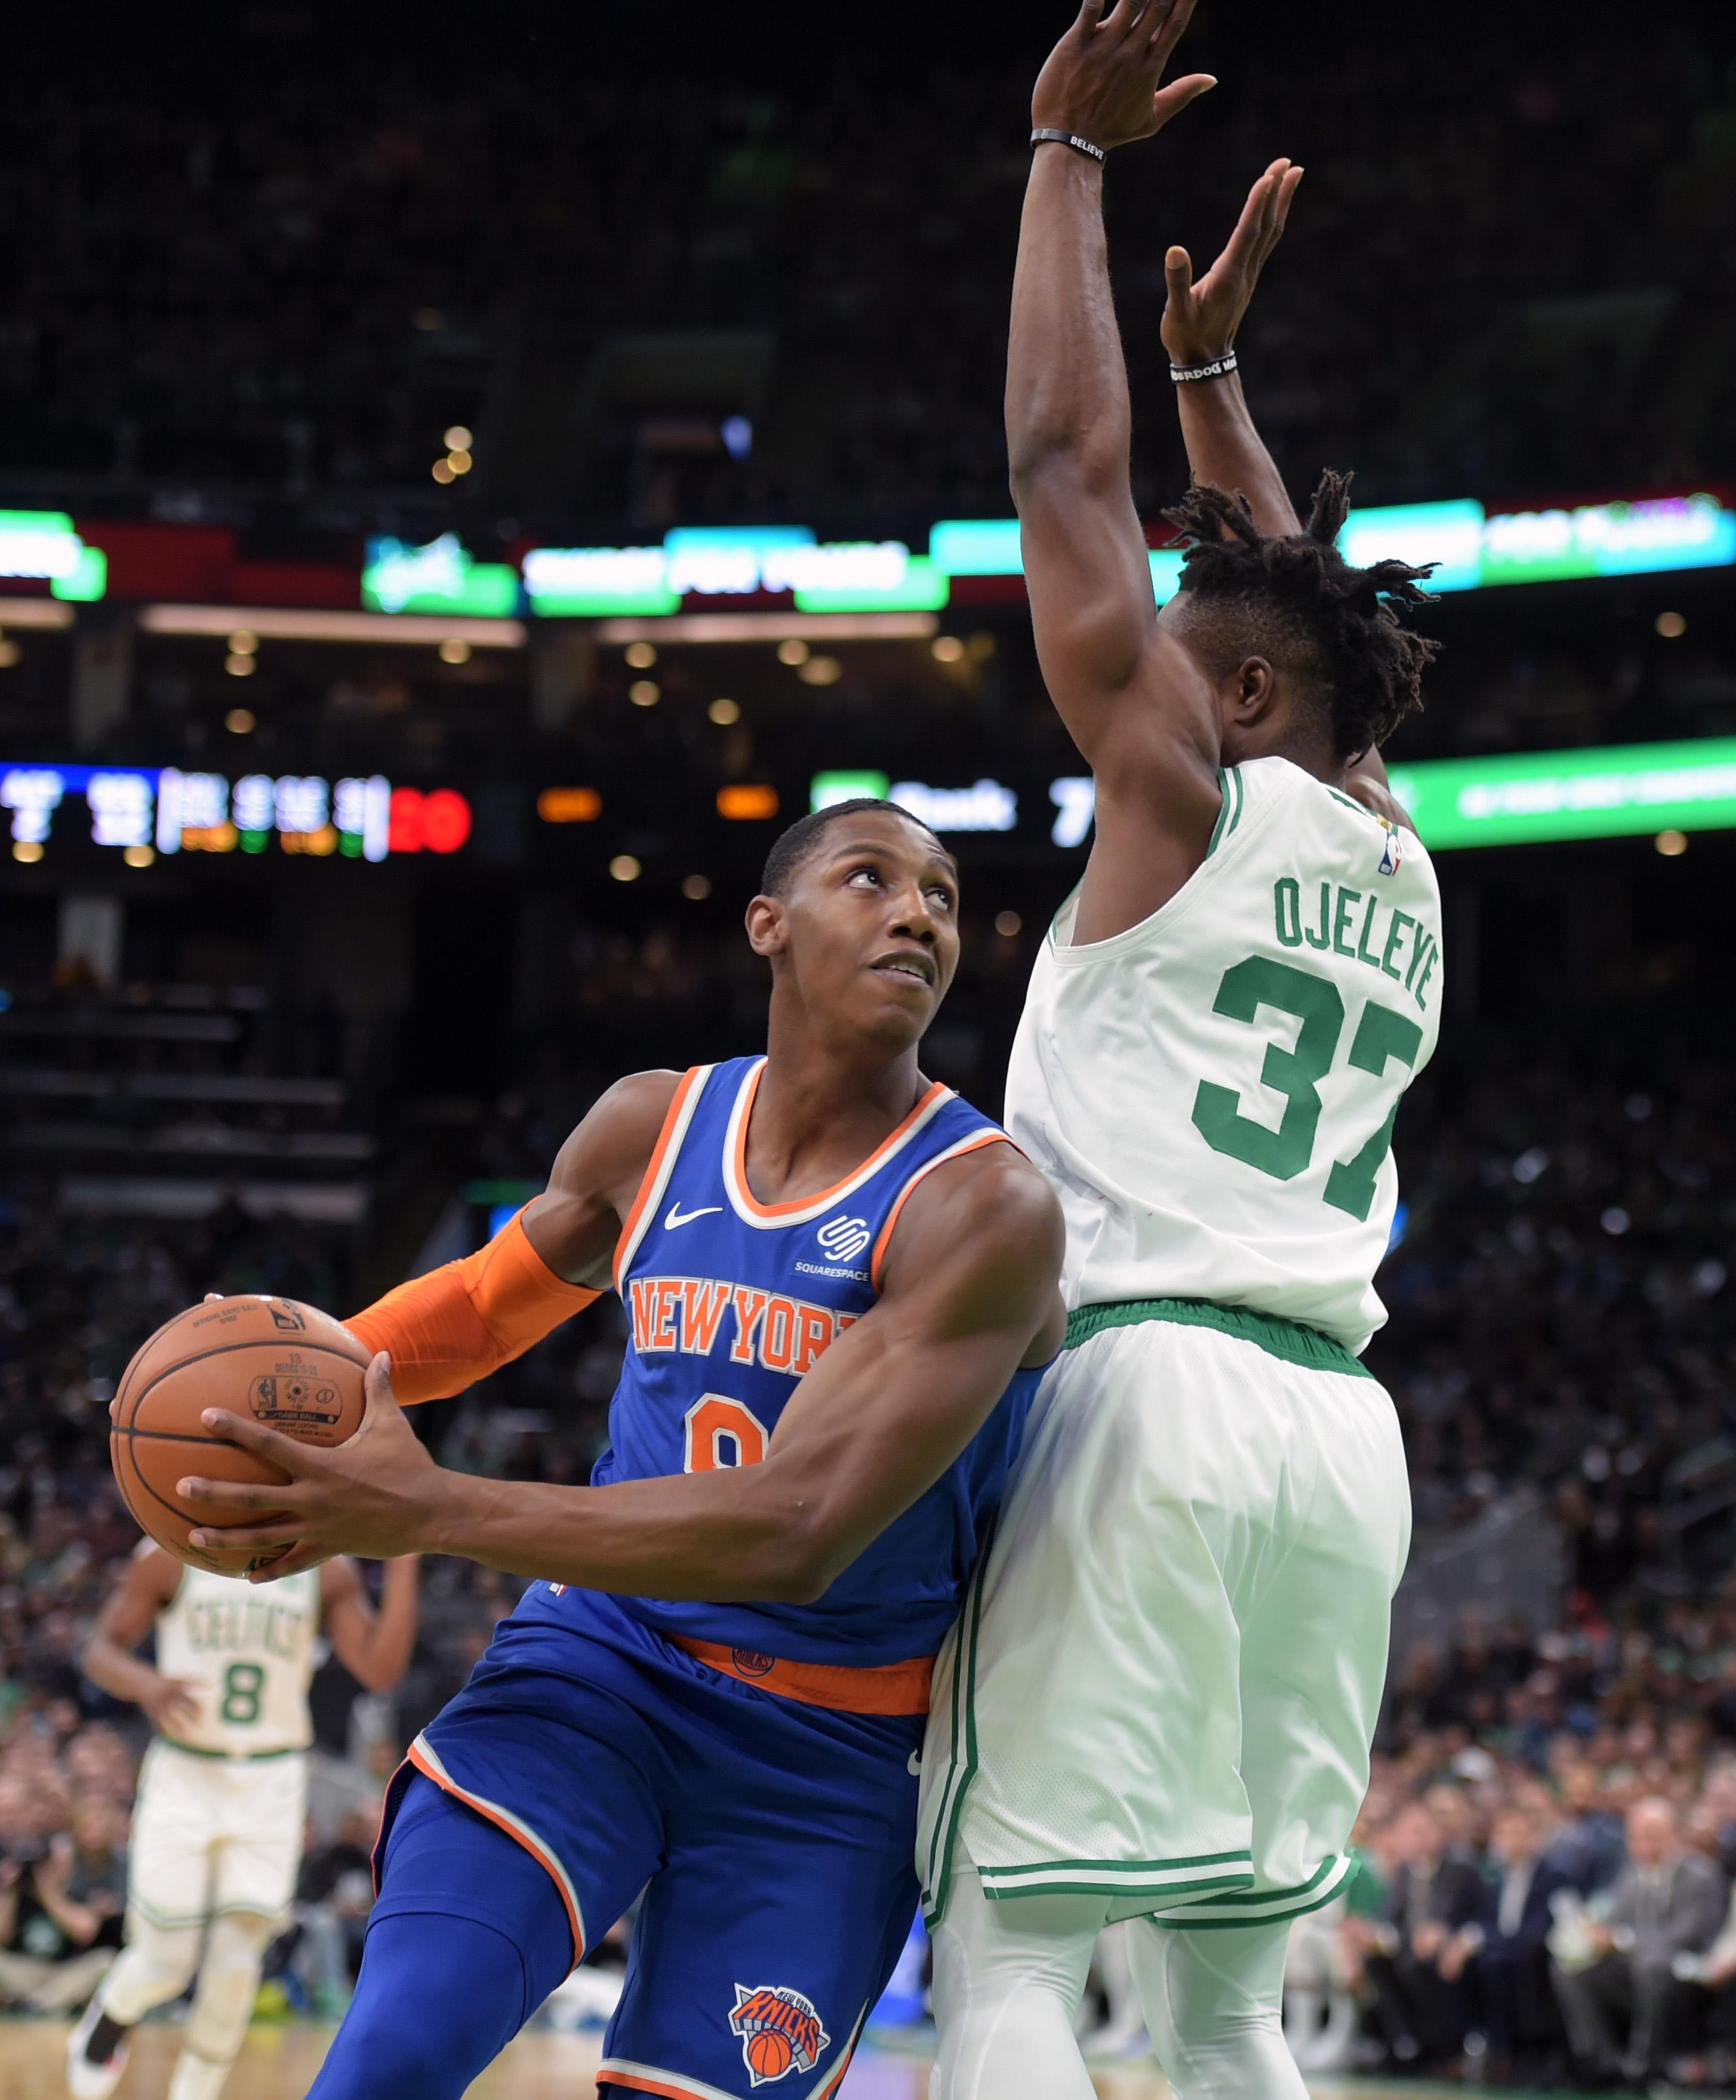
[1030,127,1107,165]
[1170,350,1239,384]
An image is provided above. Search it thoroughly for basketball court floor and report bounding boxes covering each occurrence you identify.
[0,2023,1577,2099]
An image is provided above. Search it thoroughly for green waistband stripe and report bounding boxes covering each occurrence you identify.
[1064,1296,1372,1379]
[158,1736,309,1763]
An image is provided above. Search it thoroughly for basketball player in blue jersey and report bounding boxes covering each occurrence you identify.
[176,797,1067,2100]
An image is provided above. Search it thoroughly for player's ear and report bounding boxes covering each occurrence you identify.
[1220,655,1279,740]
[744,892,787,960]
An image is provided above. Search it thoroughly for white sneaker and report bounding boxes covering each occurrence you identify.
[65,1996,129,2100]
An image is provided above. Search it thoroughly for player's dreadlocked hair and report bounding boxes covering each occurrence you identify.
[1162,471,1440,757]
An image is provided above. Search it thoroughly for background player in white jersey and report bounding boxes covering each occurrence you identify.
[918,5,1445,2097]
[65,1546,418,2100]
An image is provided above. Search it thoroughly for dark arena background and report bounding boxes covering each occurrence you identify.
[3,3,1736,2093]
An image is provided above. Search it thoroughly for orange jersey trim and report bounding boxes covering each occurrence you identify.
[613,1066,708,1294]
[868,1129,1015,1292]
[405,1738,586,1967]
[671,1634,932,1717]
[727,1060,951,1221]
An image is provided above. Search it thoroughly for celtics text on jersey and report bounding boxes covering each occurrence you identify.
[151,1555,321,1756]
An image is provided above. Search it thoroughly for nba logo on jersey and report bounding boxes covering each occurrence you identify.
[1375,815,1404,877]
[729,1982,830,2086]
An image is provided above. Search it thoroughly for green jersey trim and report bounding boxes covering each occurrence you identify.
[1147,1852,1357,1928]
[158,1736,310,1763]
[127,1892,219,1931]
[919,1514,996,1927]
[1205,767,1245,858]
[1064,1296,1372,1379]
[978,1851,1255,1904]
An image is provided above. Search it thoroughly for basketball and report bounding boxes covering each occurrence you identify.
[110,1296,370,1576]
[744,2031,793,2081]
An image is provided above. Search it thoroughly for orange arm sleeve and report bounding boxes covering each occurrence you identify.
[347,1210,601,1405]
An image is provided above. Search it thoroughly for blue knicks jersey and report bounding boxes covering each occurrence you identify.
[531,1056,1039,1669]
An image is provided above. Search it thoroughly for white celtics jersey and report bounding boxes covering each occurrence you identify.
[1007,756,1444,1353]
[152,1555,321,1756]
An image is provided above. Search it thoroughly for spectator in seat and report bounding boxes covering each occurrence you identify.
[1551,1795,1728,2086]
[287,1807,379,2016]
[1365,1802,1489,2071]
[1460,1803,1573,2084]
[0,1783,124,2014]
[1545,1761,1627,1896]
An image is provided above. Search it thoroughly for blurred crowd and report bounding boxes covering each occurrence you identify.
[1300,1652,1736,2090]
[1369,1044,1735,1584]
[2,13,1733,530]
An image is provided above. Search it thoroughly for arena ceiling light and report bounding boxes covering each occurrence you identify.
[0,597,76,629]
[138,606,526,648]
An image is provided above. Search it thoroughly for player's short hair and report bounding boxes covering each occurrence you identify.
[1163,471,1440,757]
[759,798,947,898]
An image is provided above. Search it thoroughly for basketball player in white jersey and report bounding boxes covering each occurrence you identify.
[918,6,1444,2097]
[66,1546,419,2100]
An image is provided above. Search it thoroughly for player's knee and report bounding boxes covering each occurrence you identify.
[317,1992,459,2098]
[307,1912,533,2100]
[184,1913,273,2059]
[1133,1920,1306,2100]
[108,1920,204,2011]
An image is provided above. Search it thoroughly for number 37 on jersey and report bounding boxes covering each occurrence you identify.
[1190,874,1443,1225]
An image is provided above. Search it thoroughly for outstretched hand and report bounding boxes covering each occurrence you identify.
[1032,0,1215,153]
[1161,157,1302,366]
[178,1353,449,1580]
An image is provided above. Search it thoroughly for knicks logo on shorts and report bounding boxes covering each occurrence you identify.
[729,1982,830,2086]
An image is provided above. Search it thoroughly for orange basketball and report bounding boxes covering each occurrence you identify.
[110,1296,368,1576]
[745,2031,793,2081]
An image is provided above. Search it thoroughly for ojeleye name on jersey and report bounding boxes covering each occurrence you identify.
[1272,877,1441,1012]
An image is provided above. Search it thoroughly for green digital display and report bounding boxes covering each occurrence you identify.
[0,511,106,601]
[362,533,520,616]
[1386,738,1736,849]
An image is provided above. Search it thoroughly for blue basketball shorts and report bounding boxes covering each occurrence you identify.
[373,1591,925,2099]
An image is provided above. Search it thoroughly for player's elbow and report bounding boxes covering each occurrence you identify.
[348,1653,407,1694]
[1007,428,1123,506]
[754,1503,847,1605]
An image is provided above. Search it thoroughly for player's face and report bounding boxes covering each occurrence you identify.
[768,813,961,1044]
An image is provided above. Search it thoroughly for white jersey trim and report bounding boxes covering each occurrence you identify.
[720,1057,955,1231]
[612,1065,716,1293]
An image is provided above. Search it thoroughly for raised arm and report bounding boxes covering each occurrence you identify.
[1011,0,1231,937]
[1161,158,1304,535]
[345,1069,677,1402]
[179,1150,1067,1603]
[319,1554,421,1692]
[1163,161,1421,827]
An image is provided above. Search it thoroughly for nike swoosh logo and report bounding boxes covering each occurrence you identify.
[665,1203,722,1230]
[907,1749,923,1776]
